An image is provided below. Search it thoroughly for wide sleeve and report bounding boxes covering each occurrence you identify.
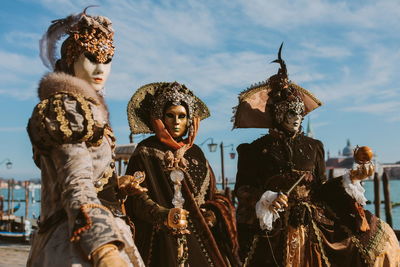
[124,149,169,228]
[234,143,263,226]
[28,93,123,257]
[314,139,327,185]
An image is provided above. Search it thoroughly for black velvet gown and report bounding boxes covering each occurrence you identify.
[235,129,397,267]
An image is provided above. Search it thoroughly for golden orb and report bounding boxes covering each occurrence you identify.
[354,146,373,164]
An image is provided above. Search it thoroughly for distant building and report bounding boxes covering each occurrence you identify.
[381,163,400,180]
[115,143,137,175]
[325,139,400,180]
[325,139,356,177]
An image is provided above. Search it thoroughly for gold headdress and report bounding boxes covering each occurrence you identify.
[127,82,210,134]
[39,6,115,70]
[232,43,322,129]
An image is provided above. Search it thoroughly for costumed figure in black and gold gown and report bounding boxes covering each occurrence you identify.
[232,44,400,267]
[27,8,144,267]
[123,82,241,267]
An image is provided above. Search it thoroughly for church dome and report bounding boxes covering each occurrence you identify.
[342,139,353,157]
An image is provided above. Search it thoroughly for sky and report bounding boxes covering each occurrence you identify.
[0,0,400,181]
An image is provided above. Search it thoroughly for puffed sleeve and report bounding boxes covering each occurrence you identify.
[28,93,103,150]
[28,93,124,257]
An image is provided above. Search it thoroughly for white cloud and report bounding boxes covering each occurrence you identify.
[1,0,399,117]
[0,51,42,76]
[300,42,351,59]
[344,101,400,114]
[0,127,26,133]
[0,50,44,99]
[238,0,400,31]
[107,50,270,100]
[4,32,41,50]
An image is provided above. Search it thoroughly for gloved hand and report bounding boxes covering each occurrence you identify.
[350,163,374,182]
[119,171,148,196]
[91,243,128,267]
[270,193,288,212]
[165,208,190,235]
[201,208,217,227]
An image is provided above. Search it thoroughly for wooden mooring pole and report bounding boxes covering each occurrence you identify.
[382,172,393,227]
[373,172,380,218]
[25,181,30,219]
[328,169,334,180]
[11,179,14,215]
[7,180,11,216]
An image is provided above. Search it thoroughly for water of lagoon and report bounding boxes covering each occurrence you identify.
[0,180,399,229]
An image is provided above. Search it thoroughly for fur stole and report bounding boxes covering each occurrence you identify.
[38,72,109,118]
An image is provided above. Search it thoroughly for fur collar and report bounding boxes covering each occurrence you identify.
[38,72,108,116]
[39,72,104,103]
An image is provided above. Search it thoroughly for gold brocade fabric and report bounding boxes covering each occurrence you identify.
[285,225,307,267]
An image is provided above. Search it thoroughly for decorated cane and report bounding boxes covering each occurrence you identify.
[170,168,189,266]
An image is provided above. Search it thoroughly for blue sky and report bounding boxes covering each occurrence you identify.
[0,0,400,181]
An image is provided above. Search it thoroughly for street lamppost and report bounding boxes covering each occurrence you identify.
[219,143,235,190]
[200,137,218,153]
[200,139,236,190]
[0,158,12,169]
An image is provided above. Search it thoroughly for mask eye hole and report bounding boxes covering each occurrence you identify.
[103,57,112,64]
[287,110,297,117]
[84,52,98,63]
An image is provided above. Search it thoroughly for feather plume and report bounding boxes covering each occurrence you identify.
[270,42,288,79]
[39,13,83,70]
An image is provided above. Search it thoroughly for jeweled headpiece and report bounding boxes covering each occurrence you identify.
[232,43,321,129]
[127,82,210,134]
[152,82,196,119]
[39,6,114,70]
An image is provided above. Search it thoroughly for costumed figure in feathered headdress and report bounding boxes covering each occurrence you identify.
[233,44,400,267]
[27,7,145,267]
[122,82,241,266]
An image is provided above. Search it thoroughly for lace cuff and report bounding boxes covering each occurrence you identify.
[342,172,367,205]
[255,190,281,231]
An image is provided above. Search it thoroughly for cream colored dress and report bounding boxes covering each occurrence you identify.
[27,72,144,267]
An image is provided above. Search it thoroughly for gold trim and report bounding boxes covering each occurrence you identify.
[52,94,73,141]
[345,218,388,266]
[70,203,112,242]
[323,202,389,266]
[187,218,213,265]
[243,235,259,267]
[292,83,323,107]
[238,83,269,102]
[35,98,55,148]
[136,146,166,161]
[95,163,115,192]
[304,203,331,267]
[75,94,94,142]
[183,166,210,207]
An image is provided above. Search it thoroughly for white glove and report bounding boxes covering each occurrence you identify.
[255,191,287,231]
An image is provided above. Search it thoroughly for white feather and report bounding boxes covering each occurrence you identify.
[39,13,82,70]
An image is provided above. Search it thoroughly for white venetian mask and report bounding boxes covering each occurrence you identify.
[73,53,112,93]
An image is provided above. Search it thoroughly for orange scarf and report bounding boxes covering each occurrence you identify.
[151,117,200,151]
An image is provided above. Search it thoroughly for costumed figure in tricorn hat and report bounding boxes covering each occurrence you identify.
[233,44,400,267]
